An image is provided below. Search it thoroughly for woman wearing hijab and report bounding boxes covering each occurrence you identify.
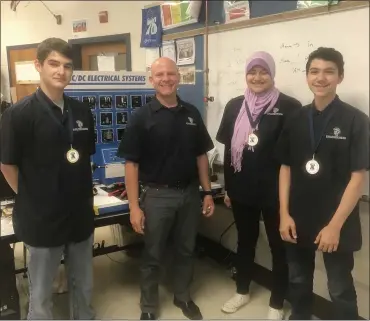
[216,51,302,319]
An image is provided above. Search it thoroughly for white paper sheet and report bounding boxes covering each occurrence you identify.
[176,38,195,66]
[179,65,196,84]
[15,61,39,83]
[161,41,176,62]
[97,56,115,71]
[145,48,160,70]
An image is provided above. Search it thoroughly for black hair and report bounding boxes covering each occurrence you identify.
[306,47,344,76]
[37,38,73,64]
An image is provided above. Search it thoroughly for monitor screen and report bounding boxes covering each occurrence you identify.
[0,170,15,201]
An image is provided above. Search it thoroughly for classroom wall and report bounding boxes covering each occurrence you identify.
[0,0,153,101]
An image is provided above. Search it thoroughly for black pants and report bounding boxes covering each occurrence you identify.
[286,244,358,320]
[139,185,201,314]
[231,200,288,309]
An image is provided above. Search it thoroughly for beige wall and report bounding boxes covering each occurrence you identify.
[1,0,154,100]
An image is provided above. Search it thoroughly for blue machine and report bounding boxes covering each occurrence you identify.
[65,71,155,185]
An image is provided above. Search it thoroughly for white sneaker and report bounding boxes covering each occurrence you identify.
[267,307,284,320]
[221,293,250,313]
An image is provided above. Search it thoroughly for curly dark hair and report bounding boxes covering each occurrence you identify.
[306,47,344,76]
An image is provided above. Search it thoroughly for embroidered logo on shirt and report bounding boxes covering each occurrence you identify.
[73,120,88,131]
[267,107,283,116]
[186,117,197,126]
[326,127,346,140]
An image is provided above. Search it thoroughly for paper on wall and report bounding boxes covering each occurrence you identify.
[224,1,250,23]
[161,41,176,62]
[297,0,338,9]
[72,19,88,38]
[15,61,39,84]
[97,56,115,71]
[186,0,202,19]
[176,38,195,66]
[146,48,160,71]
[179,66,196,85]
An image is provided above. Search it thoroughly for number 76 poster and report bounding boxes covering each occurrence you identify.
[140,6,163,48]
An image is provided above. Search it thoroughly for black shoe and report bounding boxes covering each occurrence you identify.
[174,298,203,320]
[140,312,156,320]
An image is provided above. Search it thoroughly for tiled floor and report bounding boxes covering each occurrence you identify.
[13,202,369,319]
[201,201,370,320]
[14,226,284,320]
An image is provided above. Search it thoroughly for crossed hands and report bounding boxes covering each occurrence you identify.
[279,214,340,252]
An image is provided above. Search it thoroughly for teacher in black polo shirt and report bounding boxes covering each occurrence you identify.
[0,38,95,320]
[276,47,369,320]
[216,51,301,319]
[118,57,214,320]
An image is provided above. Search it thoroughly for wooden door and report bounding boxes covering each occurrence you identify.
[81,42,126,71]
[8,46,39,102]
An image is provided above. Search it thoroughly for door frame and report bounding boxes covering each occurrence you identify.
[6,43,39,87]
[68,33,132,71]
[5,33,132,88]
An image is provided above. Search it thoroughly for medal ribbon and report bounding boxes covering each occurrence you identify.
[245,103,270,150]
[308,104,336,158]
[245,103,270,132]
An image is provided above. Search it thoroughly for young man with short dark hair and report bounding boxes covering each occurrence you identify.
[276,47,369,320]
[0,38,95,319]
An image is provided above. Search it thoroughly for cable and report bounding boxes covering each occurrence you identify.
[219,220,235,246]
[216,220,236,264]
[105,254,126,265]
[40,0,56,18]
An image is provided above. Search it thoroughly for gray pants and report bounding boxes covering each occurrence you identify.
[26,234,95,320]
[140,184,201,313]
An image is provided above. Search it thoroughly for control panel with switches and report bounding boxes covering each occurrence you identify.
[64,71,155,184]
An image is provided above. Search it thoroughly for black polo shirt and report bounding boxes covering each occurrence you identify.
[117,96,214,186]
[216,93,302,207]
[0,89,95,247]
[276,97,369,251]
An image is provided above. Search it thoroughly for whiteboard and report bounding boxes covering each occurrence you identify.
[207,7,369,161]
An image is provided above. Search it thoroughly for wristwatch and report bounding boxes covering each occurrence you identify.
[203,190,213,196]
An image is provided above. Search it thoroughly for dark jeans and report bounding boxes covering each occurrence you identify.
[139,184,201,314]
[286,244,358,320]
[231,200,288,309]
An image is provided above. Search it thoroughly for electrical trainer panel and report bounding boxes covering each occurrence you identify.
[64,71,155,184]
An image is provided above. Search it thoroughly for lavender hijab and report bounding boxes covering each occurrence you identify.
[231,51,280,172]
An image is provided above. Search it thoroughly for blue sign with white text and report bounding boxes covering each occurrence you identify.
[140,6,162,48]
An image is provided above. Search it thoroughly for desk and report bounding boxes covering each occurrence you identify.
[1,182,224,245]
[0,211,133,320]
[0,183,223,320]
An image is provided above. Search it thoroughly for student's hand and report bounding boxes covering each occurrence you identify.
[224,194,231,208]
[203,195,214,217]
[314,224,340,252]
[130,206,145,234]
[279,214,297,243]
